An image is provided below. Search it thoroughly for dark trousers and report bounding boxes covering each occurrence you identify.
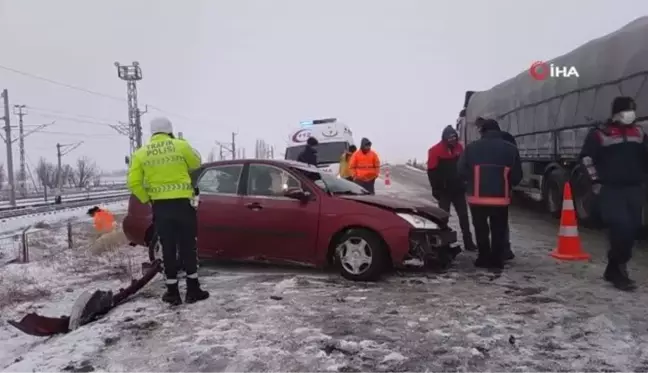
[599,185,643,265]
[437,192,473,242]
[355,179,376,194]
[469,205,509,262]
[152,198,198,280]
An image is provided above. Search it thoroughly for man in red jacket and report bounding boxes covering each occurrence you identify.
[427,126,477,251]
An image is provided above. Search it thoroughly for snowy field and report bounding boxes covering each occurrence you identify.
[0,200,129,237]
[2,173,648,371]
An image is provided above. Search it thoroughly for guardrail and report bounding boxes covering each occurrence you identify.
[0,192,130,220]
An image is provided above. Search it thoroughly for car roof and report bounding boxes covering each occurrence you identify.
[200,158,321,173]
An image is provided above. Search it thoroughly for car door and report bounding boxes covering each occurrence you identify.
[195,163,248,259]
[241,163,320,264]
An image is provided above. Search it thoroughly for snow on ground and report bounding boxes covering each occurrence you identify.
[3,172,648,371]
[0,200,129,236]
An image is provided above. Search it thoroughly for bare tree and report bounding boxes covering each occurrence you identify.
[0,163,5,188]
[73,157,98,188]
[35,158,57,189]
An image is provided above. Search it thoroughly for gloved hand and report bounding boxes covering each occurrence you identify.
[592,183,602,195]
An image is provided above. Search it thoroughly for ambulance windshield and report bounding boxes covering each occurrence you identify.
[284,141,348,165]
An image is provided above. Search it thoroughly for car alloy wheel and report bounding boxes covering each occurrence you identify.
[338,237,373,275]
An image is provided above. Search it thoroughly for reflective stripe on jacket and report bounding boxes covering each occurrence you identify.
[127,133,201,203]
[349,150,380,181]
[465,165,511,206]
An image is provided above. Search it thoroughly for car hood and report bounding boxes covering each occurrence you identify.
[339,194,449,223]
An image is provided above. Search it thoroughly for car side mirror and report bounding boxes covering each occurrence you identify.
[284,187,311,202]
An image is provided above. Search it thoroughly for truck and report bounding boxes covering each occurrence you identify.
[284,118,355,175]
[457,16,648,227]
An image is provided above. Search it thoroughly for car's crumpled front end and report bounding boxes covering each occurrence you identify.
[395,211,460,269]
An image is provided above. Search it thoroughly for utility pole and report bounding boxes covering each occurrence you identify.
[1,89,16,207]
[231,132,237,160]
[13,104,27,195]
[219,144,224,160]
[55,142,83,203]
[115,61,144,154]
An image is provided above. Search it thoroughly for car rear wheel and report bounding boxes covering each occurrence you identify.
[335,229,388,281]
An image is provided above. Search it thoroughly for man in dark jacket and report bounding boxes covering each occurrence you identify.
[579,96,648,291]
[297,137,318,166]
[475,117,517,261]
[458,119,522,270]
[427,125,477,251]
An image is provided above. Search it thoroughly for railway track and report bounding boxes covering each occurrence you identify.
[0,192,131,220]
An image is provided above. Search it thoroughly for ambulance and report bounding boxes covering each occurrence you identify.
[284,118,354,175]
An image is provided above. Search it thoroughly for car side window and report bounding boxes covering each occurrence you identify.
[197,165,243,195]
[247,164,301,197]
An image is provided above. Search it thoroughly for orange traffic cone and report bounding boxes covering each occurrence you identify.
[384,167,392,188]
[550,182,590,261]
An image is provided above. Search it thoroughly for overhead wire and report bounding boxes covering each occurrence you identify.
[0,64,219,127]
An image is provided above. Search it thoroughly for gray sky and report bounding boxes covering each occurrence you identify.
[1,0,647,172]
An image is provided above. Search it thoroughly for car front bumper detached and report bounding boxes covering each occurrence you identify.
[405,228,459,269]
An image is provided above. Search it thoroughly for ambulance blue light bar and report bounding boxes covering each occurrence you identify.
[300,118,337,127]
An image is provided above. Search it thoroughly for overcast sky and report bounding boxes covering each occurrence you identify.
[1,0,647,173]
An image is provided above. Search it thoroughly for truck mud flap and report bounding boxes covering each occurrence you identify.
[7,259,162,337]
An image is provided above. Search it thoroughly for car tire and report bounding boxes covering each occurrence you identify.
[335,228,388,281]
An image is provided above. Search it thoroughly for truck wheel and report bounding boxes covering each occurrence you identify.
[571,167,602,229]
[543,169,564,219]
[335,229,388,281]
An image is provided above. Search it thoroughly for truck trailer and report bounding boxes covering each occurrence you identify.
[457,16,648,227]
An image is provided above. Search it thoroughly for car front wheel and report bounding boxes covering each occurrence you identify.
[335,229,388,281]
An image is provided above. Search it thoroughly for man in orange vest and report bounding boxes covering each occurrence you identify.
[349,138,380,194]
[87,206,115,233]
[458,119,522,270]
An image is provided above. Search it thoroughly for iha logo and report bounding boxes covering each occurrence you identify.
[529,61,579,80]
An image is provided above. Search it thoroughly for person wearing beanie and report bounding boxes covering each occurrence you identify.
[458,119,522,270]
[427,125,477,252]
[349,137,381,194]
[297,136,319,166]
[127,116,209,305]
[579,96,648,291]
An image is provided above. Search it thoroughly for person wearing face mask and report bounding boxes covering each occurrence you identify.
[427,125,477,252]
[349,138,380,194]
[579,96,648,291]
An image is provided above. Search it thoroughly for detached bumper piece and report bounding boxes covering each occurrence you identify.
[7,260,162,337]
[406,228,459,269]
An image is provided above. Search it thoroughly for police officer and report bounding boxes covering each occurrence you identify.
[127,117,209,305]
[458,119,522,270]
[297,137,319,166]
[580,96,648,291]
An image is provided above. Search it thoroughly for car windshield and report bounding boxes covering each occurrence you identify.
[285,141,348,165]
[294,167,370,195]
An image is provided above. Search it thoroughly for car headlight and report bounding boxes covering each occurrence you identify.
[396,213,439,229]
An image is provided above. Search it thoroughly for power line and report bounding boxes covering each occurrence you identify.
[26,105,121,125]
[0,64,125,102]
[0,64,221,128]
[35,130,123,138]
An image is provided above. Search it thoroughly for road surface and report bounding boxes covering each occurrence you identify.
[3,167,648,372]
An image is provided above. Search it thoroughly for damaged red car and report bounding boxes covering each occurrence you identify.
[123,159,459,281]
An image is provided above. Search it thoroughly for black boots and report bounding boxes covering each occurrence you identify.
[604,262,637,291]
[185,277,210,304]
[463,237,478,252]
[162,283,182,306]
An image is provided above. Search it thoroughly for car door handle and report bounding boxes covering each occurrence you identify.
[245,202,263,210]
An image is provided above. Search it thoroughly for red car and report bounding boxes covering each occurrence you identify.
[123,159,458,281]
